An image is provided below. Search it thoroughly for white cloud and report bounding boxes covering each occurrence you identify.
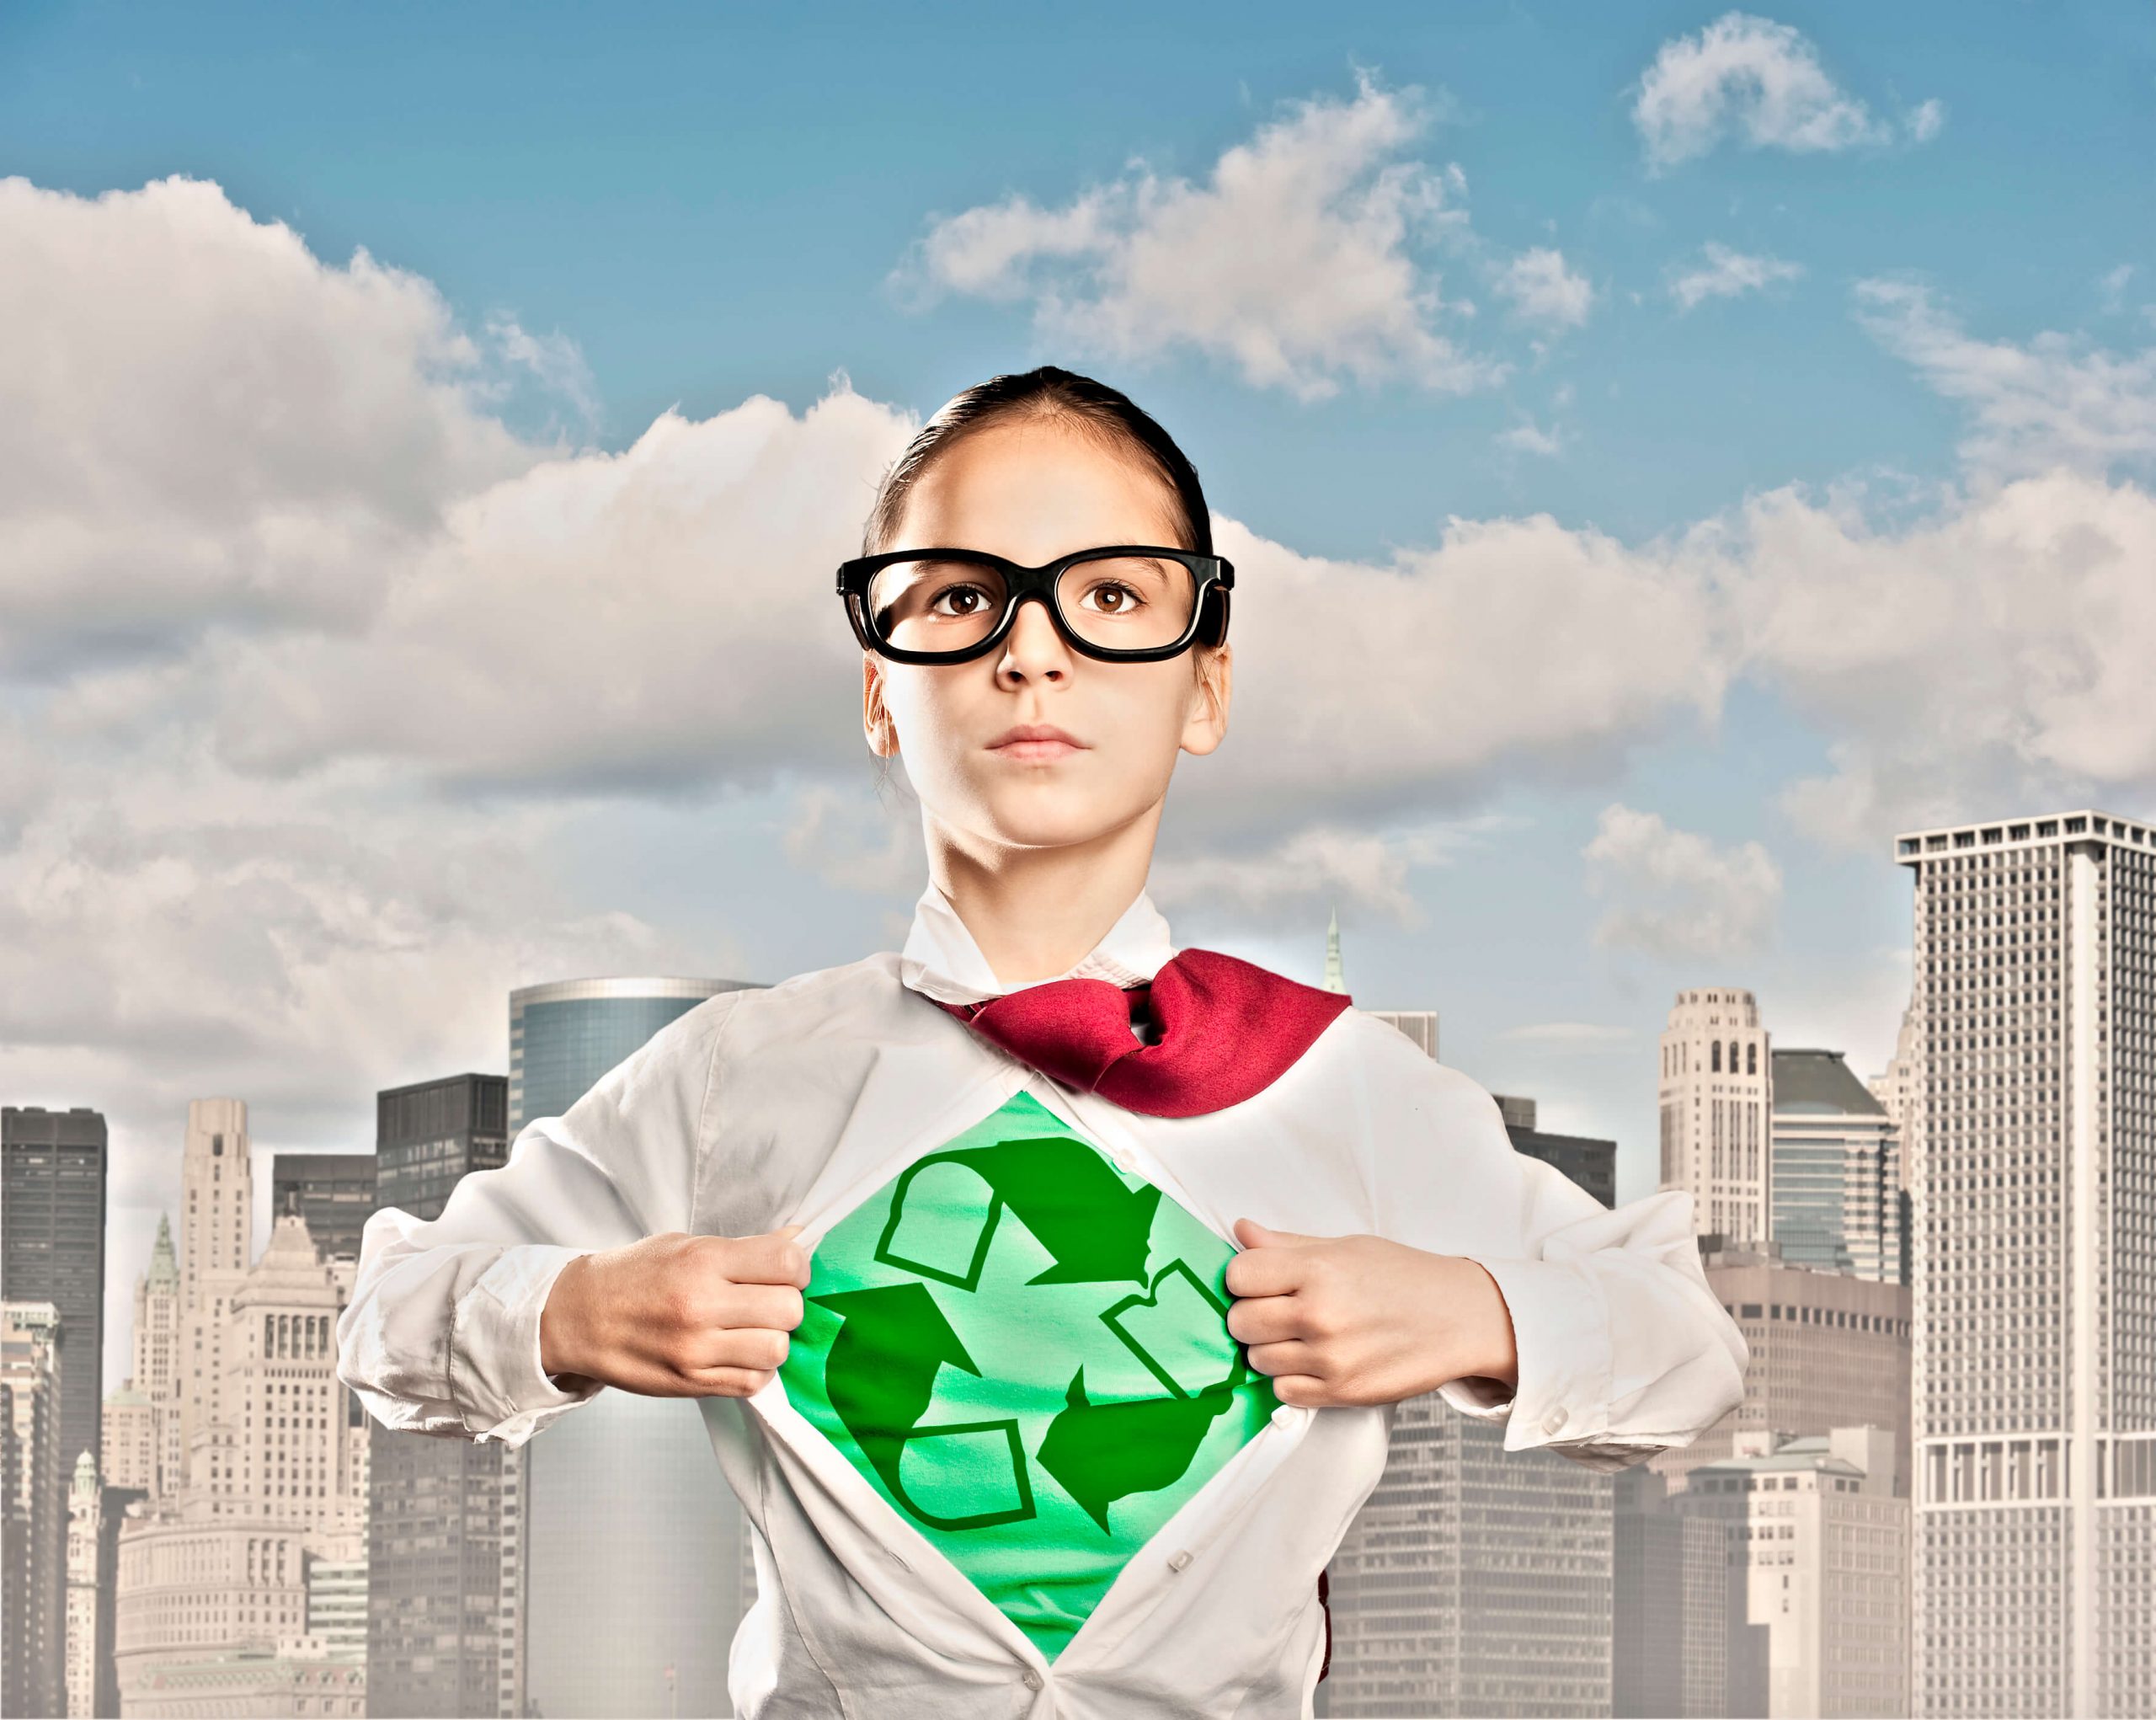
[891,70,1504,402]
[1147,814,1518,922]
[2097,263,2136,315]
[1667,240,1804,311]
[1582,804,1783,960]
[1496,246,1594,329]
[1497,418,1566,457]
[1854,277,2156,479]
[1630,12,1935,172]
[0,175,541,678]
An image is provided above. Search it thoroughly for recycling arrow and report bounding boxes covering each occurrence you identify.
[808,1280,1036,1532]
[876,1135,1161,1290]
[1036,1363,1242,1533]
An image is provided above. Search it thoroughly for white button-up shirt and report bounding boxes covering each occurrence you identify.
[336,882,1749,1719]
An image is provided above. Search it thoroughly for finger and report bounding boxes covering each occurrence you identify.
[725,1228,813,1287]
[712,1281,805,1333]
[682,1364,780,1400]
[1266,1373,1326,1408]
[692,1324,793,1375]
[1224,1247,1305,1300]
[1245,1338,1326,1379]
[1225,1293,1309,1346]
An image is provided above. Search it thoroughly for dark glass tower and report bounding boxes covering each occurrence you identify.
[1,1106,109,1480]
[363,1074,511,1719]
[509,978,762,1720]
[271,1152,378,1266]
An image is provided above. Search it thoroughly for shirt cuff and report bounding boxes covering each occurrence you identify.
[1433,1255,1615,1456]
[447,1243,607,1447]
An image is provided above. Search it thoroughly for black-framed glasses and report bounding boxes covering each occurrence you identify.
[835,544,1234,665]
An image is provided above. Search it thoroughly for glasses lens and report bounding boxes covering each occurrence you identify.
[1057,553,1196,651]
[867,555,1010,654]
[862,552,1198,657]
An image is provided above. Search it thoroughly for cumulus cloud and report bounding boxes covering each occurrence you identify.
[1630,12,1939,172]
[1667,241,1804,311]
[890,70,1504,401]
[1147,814,1518,922]
[1495,246,1594,329]
[1582,804,1783,960]
[0,175,542,678]
[1854,277,2156,479]
[1726,468,2156,846]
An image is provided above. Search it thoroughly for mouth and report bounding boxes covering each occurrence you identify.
[987,724,1086,762]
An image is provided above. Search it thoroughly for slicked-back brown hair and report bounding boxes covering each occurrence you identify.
[861,365,1213,558]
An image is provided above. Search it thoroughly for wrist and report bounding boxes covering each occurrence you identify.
[1458,1256,1518,1389]
[539,1252,595,1385]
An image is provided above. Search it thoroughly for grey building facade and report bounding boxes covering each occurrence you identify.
[1895,809,2156,1718]
[2,1105,109,1489]
[1321,1084,1620,1717]
[507,977,764,1720]
[271,1151,379,1268]
[364,1074,513,1719]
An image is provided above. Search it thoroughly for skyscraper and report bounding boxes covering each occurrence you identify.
[1321,1050,1620,1717]
[507,976,764,1720]
[176,1098,253,1495]
[3,1299,67,1718]
[3,1105,109,1495]
[270,1153,377,1267]
[1660,990,1771,1245]
[1893,808,2156,1717]
[1769,1048,1906,1284]
[366,1072,514,1720]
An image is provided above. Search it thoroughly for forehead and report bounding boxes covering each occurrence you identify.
[889,417,1184,561]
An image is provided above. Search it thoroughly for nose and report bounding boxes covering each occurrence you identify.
[995,590,1070,682]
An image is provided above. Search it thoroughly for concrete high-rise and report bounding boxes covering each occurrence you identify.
[1647,1238,1912,1496]
[1321,1062,1620,1717]
[4,1299,67,1718]
[1660,991,1772,1245]
[1668,1425,1908,1717]
[3,1106,109,1495]
[365,1072,515,1720]
[1769,1049,1907,1284]
[506,977,764,1720]
[1894,809,2156,1717]
[177,1098,253,1495]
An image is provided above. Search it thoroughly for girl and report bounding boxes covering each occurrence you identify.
[337,366,1748,1720]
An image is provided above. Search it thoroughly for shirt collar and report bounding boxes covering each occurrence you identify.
[898,879,1177,1007]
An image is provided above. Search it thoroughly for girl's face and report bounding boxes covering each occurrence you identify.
[862,416,1231,856]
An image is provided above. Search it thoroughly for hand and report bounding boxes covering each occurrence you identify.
[539,1225,812,1400]
[1224,1218,1518,1409]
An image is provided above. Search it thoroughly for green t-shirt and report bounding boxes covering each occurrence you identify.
[778,1089,1280,1659]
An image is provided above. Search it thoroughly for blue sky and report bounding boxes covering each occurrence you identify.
[3,2,2154,1390]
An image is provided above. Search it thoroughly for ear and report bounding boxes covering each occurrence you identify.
[862,653,899,757]
[1179,640,1231,757]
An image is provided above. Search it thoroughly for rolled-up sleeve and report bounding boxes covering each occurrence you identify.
[1366,1034,1750,1474]
[334,991,741,1447]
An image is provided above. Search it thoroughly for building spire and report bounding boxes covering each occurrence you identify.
[1322,900,1348,994]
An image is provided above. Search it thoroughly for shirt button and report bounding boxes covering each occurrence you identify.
[1168,1549,1193,1572]
[1021,1668,1042,1690]
[1542,1408,1568,1434]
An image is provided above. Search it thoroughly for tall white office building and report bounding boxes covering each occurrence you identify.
[1894,809,2156,1718]
[1661,989,1773,1245]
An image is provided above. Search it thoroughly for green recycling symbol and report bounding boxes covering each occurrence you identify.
[779,1089,1278,1659]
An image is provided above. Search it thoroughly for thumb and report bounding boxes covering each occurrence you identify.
[776,1223,805,1237]
[1234,1216,1320,1247]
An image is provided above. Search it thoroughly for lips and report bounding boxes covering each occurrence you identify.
[988,724,1085,759]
